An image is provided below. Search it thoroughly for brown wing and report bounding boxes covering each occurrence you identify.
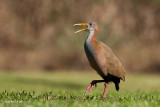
[93,40,126,81]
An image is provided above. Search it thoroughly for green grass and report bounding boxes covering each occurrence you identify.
[0,71,159,107]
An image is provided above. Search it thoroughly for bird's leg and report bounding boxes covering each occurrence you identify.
[103,82,108,98]
[85,80,105,95]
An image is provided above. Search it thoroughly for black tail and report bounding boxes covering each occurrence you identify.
[114,78,120,91]
[115,82,119,91]
[108,75,120,91]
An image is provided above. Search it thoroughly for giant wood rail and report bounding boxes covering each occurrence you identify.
[73,22,126,98]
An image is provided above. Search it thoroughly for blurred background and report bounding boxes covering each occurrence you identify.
[0,0,160,73]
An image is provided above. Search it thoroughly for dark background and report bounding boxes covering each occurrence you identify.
[0,0,160,73]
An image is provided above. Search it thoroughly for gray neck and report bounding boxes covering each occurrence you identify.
[86,30,95,44]
[85,30,95,53]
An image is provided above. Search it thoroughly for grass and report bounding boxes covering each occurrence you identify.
[0,71,159,107]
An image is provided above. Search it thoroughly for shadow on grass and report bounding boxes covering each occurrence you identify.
[14,77,86,90]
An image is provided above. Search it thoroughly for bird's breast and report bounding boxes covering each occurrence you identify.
[84,41,105,78]
[84,41,95,57]
[84,41,97,68]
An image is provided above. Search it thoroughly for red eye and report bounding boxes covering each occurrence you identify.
[89,23,92,26]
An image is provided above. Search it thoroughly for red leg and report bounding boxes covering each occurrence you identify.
[85,80,105,95]
[103,82,108,98]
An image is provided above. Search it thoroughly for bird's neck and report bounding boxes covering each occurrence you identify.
[86,30,98,43]
[85,30,98,53]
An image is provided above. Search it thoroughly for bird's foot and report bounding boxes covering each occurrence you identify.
[84,80,99,95]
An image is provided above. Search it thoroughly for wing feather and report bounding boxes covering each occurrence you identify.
[94,41,126,81]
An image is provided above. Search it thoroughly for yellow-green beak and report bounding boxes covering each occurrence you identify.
[73,23,88,33]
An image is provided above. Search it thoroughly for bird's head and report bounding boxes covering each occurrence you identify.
[73,22,98,33]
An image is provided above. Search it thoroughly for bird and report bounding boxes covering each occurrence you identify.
[73,22,126,98]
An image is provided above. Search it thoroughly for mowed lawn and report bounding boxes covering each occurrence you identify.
[0,71,159,107]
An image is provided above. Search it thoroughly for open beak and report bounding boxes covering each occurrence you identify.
[73,23,88,33]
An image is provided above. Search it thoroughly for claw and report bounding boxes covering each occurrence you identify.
[84,80,105,96]
[89,85,94,92]
[95,84,97,89]
[85,81,96,95]
[85,84,91,95]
